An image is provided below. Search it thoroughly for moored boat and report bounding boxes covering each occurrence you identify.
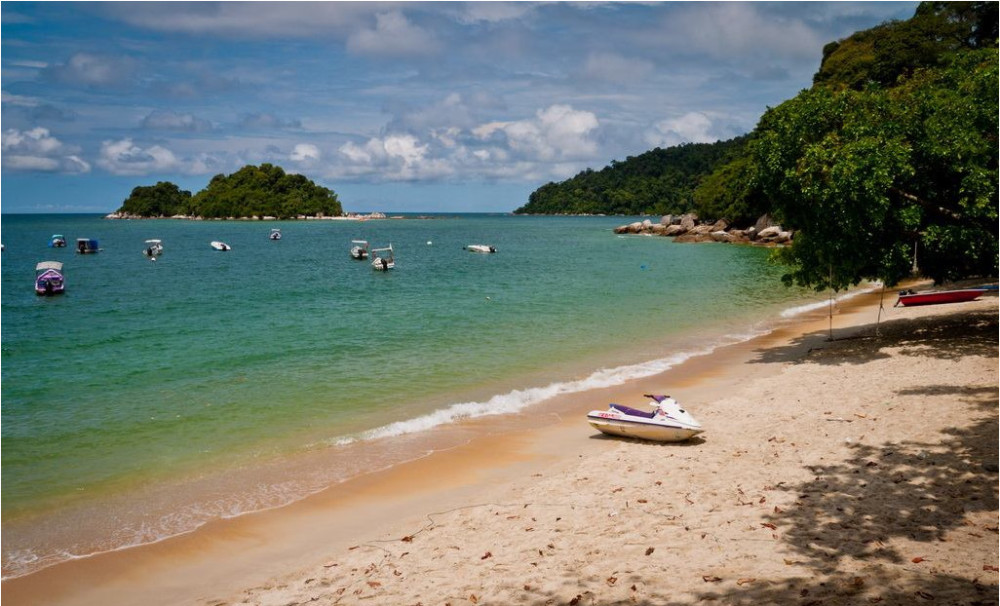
[587,394,703,442]
[269,229,282,241]
[350,240,369,260]
[35,261,65,296]
[210,241,232,251]
[76,238,100,254]
[371,244,394,271]
[465,244,497,253]
[142,239,164,257]
[895,288,987,307]
[49,234,67,248]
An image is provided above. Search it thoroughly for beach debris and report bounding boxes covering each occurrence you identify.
[606,575,618,586]
[645,547,655,556]
[737,578,756,586]
[401,535,414,542]
[481,551,492,560]
[702,575,722,583]
[984,565,999,572]
[469,593,479,603]
[915,590,934,600]
[911,556,926,563]
[761,523,777,530]
[323,561,337,568]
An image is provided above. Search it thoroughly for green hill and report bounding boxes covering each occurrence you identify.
[115,164,342,219]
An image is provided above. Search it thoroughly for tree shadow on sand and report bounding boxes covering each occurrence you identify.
[750,307,998,367]
[678,310,999,606]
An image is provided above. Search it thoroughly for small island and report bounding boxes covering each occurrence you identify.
[106,164,343,220]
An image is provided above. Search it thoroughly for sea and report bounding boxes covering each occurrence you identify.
[1,213,853,579]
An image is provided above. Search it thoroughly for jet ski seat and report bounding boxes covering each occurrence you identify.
[610,403,657,419]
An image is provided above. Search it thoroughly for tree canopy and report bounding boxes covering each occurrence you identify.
[755,4,997,288]
[116,164,342,219]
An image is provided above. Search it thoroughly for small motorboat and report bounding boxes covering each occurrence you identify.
[76,238,100,254]
[587,394,703,442]
[269,228,282,241]
[465,244,497,253]
[371,244,394,271]
[895,288,987,307]
[49,234,67,248]
[142,239,164,257]
[210,241,232,251]
[35,261,65,296]
[350,240,370,260]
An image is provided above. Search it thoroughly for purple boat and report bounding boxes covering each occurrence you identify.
[35,261,65,296]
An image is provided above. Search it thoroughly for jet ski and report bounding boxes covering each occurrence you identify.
[587,394,703,442]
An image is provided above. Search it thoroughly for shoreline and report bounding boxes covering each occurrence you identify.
[3,291,996,605]
[0,287,871,582]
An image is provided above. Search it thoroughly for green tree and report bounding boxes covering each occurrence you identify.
[753,47,997,289]
[118,182,192,216]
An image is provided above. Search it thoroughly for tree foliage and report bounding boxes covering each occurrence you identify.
[118,182,192,217]
[814,1,997,90]
[754,45,997,288]
[116,164,342,219]
[514,139,748,217]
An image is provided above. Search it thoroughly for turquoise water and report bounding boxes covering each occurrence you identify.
[1,213,821,578]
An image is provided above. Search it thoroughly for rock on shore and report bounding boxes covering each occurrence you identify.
[614,213,793,246]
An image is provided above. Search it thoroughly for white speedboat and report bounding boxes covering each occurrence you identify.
[350,240,369,260]
[465,244,497,253]
[587,394,703,442]
[210,241,232,251]
[371,244,394,271]
[269,228,282,241]
[142,239,164,257]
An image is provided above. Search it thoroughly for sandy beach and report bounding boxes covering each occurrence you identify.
[4,289,997,606]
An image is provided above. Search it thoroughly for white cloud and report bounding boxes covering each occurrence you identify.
[97,138,182,175]
[645,112,718,148]
[337,133,453,180]
[346,11,441,57]
[1,127,90,173]
[474,105,599,161]
[290,143,320,162]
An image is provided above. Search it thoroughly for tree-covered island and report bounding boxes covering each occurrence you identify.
[109,164,343,220]
[516,1,997,288]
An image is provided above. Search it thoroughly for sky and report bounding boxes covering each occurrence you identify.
[1,1,919,214]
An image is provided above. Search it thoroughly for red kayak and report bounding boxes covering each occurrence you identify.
[895,288,987,307]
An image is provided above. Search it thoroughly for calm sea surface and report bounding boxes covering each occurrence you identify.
[2,213,829,578]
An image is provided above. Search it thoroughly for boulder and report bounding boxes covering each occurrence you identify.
[754,214,777,233]
[664,224,687,236]
[679,213,697,231]
[756,226,783,240]
[709,219,729,232]
[710,230,737,243]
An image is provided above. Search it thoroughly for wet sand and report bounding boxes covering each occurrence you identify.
[4,289,997,606]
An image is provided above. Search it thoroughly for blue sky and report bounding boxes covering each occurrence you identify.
[1,1,918,213]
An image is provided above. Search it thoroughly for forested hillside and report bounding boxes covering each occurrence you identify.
[514,138,746,217]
